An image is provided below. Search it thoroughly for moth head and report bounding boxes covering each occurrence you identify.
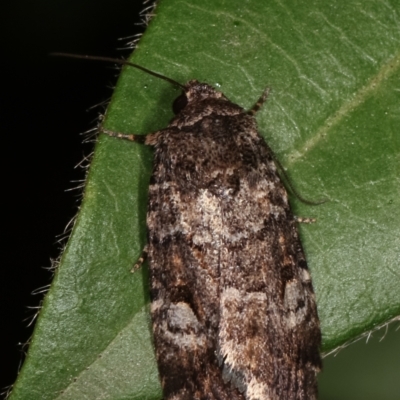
[173,80,227,114]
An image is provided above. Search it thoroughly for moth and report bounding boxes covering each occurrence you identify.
[54,53,322,400]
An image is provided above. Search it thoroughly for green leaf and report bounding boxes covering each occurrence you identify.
[10,0,400,399]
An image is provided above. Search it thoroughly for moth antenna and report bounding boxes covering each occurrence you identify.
[272,154,328,205]
[50,52,185,90]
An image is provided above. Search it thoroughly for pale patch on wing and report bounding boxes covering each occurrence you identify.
[219,287,270,394]
[247,377,271,400]
[161,302,207,349]
[284,279,307,328]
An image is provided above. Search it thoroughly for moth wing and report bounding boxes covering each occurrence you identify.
[217,173,321,400]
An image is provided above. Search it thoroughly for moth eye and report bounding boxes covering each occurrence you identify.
[173,93,188,114]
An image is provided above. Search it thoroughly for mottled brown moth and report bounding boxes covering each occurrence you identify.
[54,53,322,400]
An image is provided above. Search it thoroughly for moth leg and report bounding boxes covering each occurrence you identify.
[247,87,270,115]
[101,128,146,143]
[294,215,316,224]
[130,245,148,273]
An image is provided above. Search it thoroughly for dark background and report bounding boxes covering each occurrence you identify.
[1,1,399,399]
[1,0,147,392]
